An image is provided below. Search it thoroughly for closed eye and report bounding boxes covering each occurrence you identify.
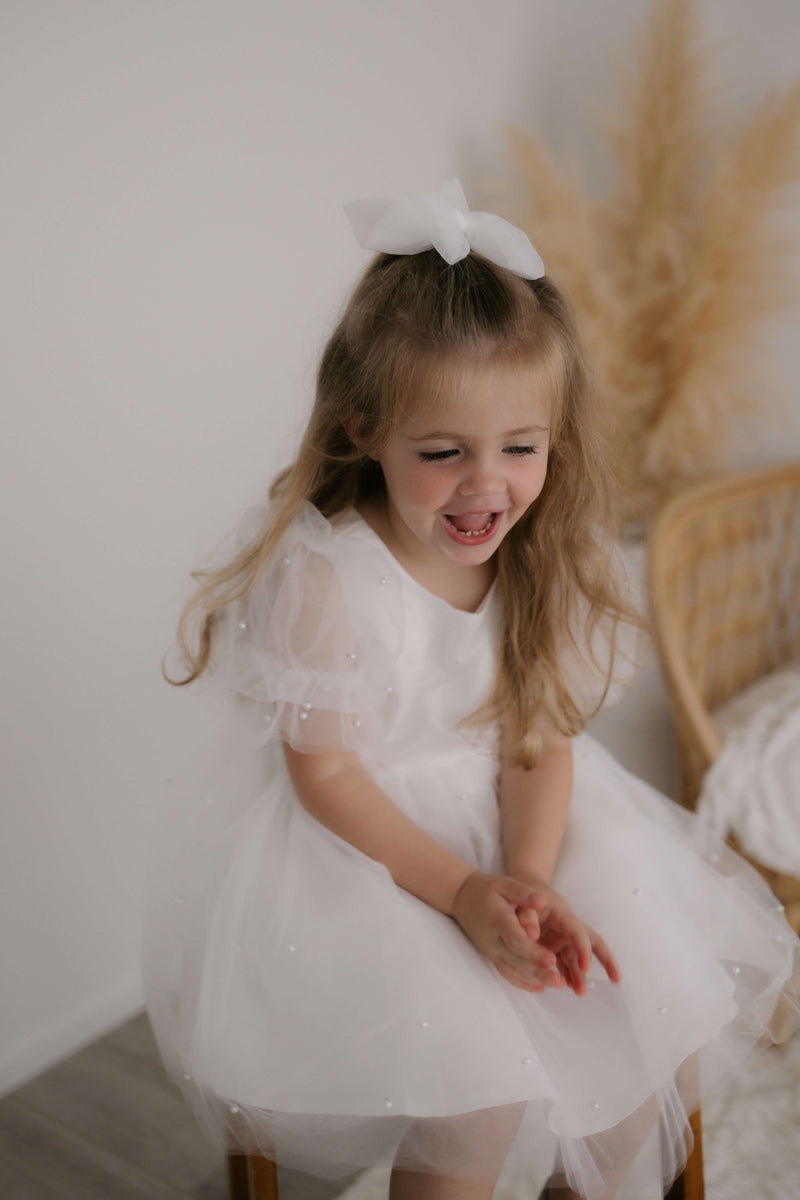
[418,444,542,462]
[418,449,459,462]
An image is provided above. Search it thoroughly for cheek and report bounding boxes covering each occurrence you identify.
[516,457,549,503]
[403,466,450,508]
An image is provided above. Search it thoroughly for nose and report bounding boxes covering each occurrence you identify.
[457,454,506,499]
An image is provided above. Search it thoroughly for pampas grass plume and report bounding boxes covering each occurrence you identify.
[503,0,800,527]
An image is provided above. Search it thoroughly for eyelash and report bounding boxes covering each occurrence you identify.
[417,446,538,462]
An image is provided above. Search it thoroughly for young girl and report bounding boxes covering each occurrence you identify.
[144,181,799,1200]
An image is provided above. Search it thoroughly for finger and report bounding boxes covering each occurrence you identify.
[497,905,553,961]
[499,954,563,991]
[517,907,541,941]
[555,944,583,994]
[575,927,593,974]
[497,912,542,959]
[502,970,546,992]
[500,927,556,968]
[566,945,592,993]
[500,878,548,912]
[497,943,563,987]
[554,914,592,974]
[590,932,622,983]
[556,912,594,969]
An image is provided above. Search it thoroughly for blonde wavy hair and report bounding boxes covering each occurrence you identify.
[170,251,639,767]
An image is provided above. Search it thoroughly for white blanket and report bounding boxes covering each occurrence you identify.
[698,665,800,874]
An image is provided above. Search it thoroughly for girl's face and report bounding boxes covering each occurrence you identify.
[374,357,551,578]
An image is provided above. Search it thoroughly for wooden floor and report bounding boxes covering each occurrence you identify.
[0,1012,341,1200]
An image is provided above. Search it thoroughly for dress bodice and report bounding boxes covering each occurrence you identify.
[334,511,502,771]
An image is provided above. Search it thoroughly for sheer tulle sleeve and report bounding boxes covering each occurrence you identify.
[211,504,404,752]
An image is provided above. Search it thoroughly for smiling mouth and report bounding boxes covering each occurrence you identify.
[443,512,500,543]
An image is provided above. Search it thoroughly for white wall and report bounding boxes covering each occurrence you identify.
[2,0,799,1094]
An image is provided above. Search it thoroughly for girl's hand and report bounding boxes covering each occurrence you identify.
[514,874,622,996]
[451,871,567,992]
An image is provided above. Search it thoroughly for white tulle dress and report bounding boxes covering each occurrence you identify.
[143,502,799,1199]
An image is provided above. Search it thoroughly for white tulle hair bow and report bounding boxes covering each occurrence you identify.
[344,179,545,280]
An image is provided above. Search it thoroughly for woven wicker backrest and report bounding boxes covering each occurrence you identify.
[648,463,800,807]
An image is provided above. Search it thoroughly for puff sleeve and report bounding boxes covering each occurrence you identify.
[212,504,404,752]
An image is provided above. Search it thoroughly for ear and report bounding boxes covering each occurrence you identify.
[345,418,379,461]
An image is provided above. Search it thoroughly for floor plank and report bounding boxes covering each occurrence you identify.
[0,1094,199,1200]
[13,1015,223,1193]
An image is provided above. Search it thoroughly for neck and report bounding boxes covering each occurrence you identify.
[358,500,496,612]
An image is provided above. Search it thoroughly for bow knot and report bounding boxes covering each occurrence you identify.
[345,179,544,280]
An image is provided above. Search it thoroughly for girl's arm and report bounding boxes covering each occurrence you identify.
[499,736,621,992]
[283,742,563,992]
[500,735,573,885]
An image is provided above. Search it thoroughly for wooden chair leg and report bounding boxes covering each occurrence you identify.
[665,1106,704,1200]
[228,1153,251,1200]
[228,1152,280,1200]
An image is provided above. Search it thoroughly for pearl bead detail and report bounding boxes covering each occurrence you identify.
[659,1006,669,1014]
[353,718,362,728]
[384,1099,393,1110]
[592,1101,600,1110]
[346,651,357,661]
[229,1104,240,1114]
[238,620,248,631]
[379,577,388,585]
[420,1020,430,1030]
[732,965,741,975]
[184,1072,192,1080]
[632,888,641,896]
[288,944,296,953]
[298,711,308,720]
[282,556,291,566]
[521,1056,532,1066]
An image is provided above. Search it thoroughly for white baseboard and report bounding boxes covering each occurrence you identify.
[0,973,144,1098]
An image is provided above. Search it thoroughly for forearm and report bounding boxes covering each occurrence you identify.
[283,743,473,914]
[500,739,573,884]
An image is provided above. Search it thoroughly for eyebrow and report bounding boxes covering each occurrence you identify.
[406,425,550,441]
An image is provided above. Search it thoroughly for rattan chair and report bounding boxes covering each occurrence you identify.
[648,461,800,931]
[644,463,799,1200]
[645,461,800,1200]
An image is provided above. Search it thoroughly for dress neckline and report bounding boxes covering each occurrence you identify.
[337,507,498,617]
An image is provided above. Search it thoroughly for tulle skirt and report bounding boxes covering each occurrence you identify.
[143,729,799,1198]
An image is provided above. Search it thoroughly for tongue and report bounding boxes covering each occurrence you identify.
[449,513,491,533]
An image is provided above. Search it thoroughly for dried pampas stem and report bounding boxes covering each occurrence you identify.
[503,0,800,528]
